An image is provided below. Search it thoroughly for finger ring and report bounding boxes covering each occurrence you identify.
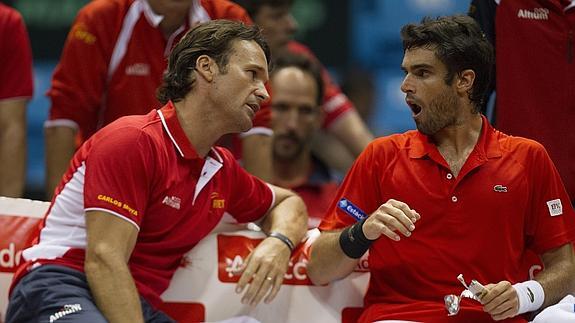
[266,276,273,281]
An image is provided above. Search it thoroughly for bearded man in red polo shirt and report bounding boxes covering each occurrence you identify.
[308,15,575,323]
[6,20,307,323]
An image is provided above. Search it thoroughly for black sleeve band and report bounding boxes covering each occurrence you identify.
[268,231,295,252]
[339,218,373,259]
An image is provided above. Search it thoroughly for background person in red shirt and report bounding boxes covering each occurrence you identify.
[308,15,575,323]
[468,0,575,205]
[270,52,339,228]
[232,0,374,175]
[44,0,255,198]
[0,2,33,198]
[7,20,307,323]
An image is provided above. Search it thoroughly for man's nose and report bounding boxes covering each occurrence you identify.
[400,75,414,93]
[285,109,299,130]
[255,82,270,103]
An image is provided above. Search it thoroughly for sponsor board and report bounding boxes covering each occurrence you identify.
[0,215,42,273]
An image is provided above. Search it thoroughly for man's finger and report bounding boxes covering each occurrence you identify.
[377,204,415,236]
[482,281,511,306]
[249,274,275,306]
[265,274,284,304]
[236,253,256,293]
[490,302,516,321]
[388,199,420,222]
[372,221,401,241]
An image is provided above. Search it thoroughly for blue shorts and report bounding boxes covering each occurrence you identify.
[6,265,175,323]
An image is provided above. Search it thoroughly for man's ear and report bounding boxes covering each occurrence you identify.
[195,55,216,82]
[457,69,475,94]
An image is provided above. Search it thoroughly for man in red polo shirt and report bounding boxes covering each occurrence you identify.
[269,53,339,228]
[468,0,575,205]
[7,20,307,323]
[308,15,575,323]
[44,0,261,198]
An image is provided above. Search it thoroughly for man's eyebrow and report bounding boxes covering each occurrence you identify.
[246,63,267,73]
[402,63,434,71]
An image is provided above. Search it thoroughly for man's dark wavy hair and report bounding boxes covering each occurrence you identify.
[157,20,271,104]
[401,15,494,112]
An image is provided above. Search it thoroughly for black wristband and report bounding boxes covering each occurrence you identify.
[339,218,373,259]
[268,231,295,252]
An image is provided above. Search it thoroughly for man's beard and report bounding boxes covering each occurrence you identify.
[272,133,304,162]
[415,90,459,136]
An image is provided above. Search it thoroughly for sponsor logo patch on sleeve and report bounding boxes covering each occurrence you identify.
[338,198,367,221]
[546,199,563,216]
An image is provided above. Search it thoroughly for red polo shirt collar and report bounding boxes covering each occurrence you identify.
[157,100,223,163]
[408,114,502,160]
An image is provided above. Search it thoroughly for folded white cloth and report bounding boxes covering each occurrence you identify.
[531,294,575,323]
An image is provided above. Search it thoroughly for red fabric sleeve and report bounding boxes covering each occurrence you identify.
[83,126,154,228]
[524,141,575,254]
[0,4,33,100]
[318,142,383,231]
[222,148,274,223]
[47,1,122,139]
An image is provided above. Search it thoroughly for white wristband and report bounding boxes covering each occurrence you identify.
[513,280,544,314]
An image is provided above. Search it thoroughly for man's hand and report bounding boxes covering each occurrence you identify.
[481,281,519,321]
[235,237,291,306]
[362,199,420,241]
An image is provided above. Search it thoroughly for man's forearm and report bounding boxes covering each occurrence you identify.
[307,230,360,285]
[535,243,575,308]
[85,258,144,323]
[45,126,77,198]
[261,195,307,248]
[328,110,373,157]
[0,99,27,197]
[0,122,26,197]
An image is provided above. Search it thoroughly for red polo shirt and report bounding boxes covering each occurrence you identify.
[319,116,575,322]
[0,3,33,100]
[17,101,274,307]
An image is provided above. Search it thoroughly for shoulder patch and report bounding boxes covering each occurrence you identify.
[338,198,368,221]
[546,199,563,217]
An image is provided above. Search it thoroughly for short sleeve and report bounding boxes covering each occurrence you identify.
[525,142,575,254]
[320,69,354,129]
[223,149,274,223]
[83,127,154,229]
[47,2,116,139]
[318,142,383,231]
[0,6,33,100]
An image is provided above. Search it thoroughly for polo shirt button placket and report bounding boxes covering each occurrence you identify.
[451,196,458,203]
[446,173,453,180]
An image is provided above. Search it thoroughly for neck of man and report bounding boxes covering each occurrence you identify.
[159,13,187,37]
[173,98,222,158]
[147,1,189,37]
[273,150,312,188]
[433,111,483,177]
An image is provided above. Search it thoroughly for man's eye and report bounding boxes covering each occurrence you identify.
[416,70,429,77]
[272,104,288,112]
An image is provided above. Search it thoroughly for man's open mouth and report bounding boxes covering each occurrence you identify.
[407,101,422,116]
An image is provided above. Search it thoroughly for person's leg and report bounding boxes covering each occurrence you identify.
[6,265,107,323]
[141,298,176,323]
